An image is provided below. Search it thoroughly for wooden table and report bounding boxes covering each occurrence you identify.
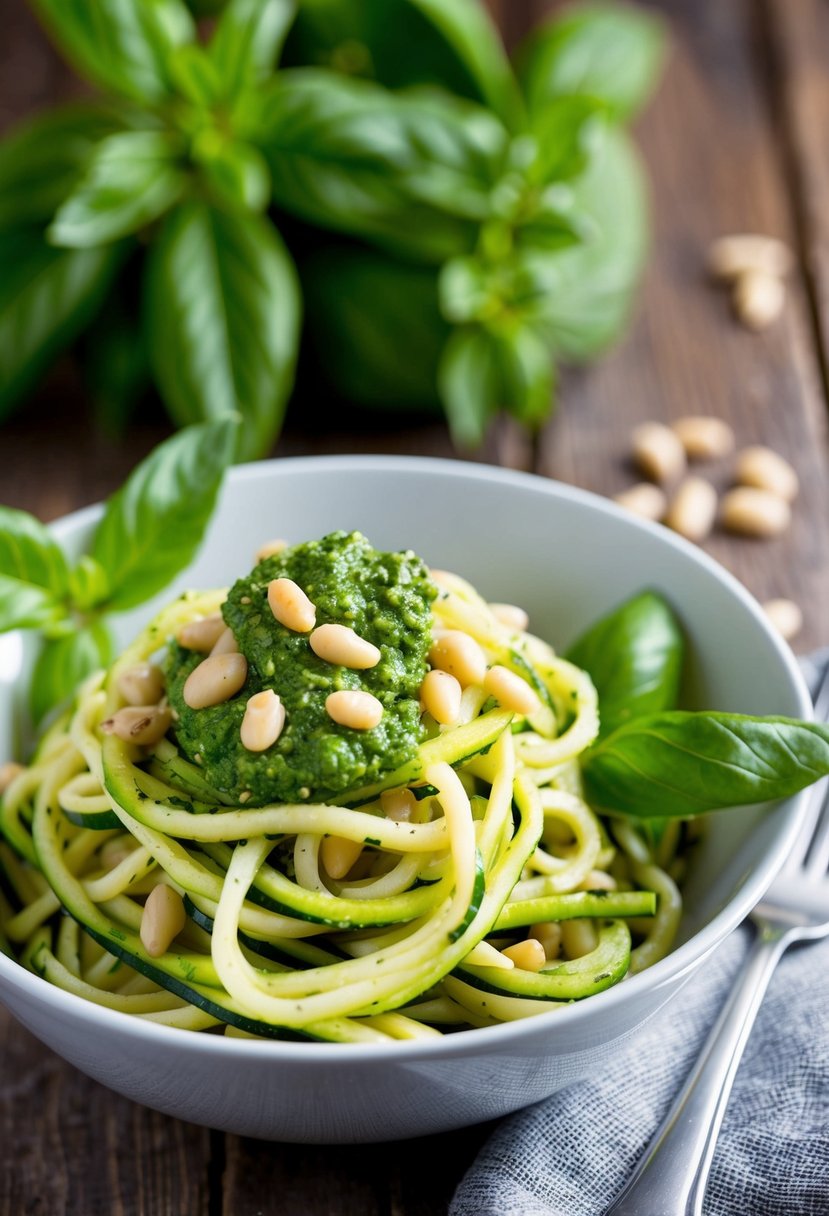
[3,2,829,1212]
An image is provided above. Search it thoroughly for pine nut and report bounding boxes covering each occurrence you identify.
[0,761,24,795]
[210,626,238,656]
[483,665,541,716]
[100,837,136,871]
[183,653,248,709]
[665,477,718,542]
[380,787,417,821]
[630,422,686,484]
[176,614,226,653]
[502,938,547,972]
[576,869,618,892]
[320,835,364,879]
[529,921,562,961]
[428,631,487,687]
[420,669,463,725]
[267,577,316,633]
[734,445,799,502]
[613,482,667,522]
[325,690,383,730]
[762,598,803,642]
[255,537,289,563]
[671,415,735,460]
[489,603,530,631]
[240,689,285,752]
[560,918,598,959]
[310,623,381,669]
[465,941,515,969]
[100,704,172,746]
[140,884,187,958]
[707,233,793,282]
[117,663,165,707]
[720,486,791,537]
[733,270,785,330]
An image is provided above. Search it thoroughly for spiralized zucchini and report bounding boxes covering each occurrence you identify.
[0,567,687,1043]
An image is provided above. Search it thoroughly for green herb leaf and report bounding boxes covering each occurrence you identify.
[209,0,296,97]
[0,102,127,230]
[193,134,271,213]
[90,415,239,612]
[582,711,829,819]
[517,1,667,122]
[0,507,70,597]
[30,0,196,104]
[565,590,684,739]
[29,621,113,726]
[0,575,65,633]
[438,326,501,449]
[0,230,125,422]
[495,323,555,429]
[144,201,301,459]
[527,96,607,183]
[48,131,186,249]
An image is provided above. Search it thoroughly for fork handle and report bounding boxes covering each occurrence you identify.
[604,927,791,1216]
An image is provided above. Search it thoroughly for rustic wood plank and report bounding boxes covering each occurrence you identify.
[534,0,829,655]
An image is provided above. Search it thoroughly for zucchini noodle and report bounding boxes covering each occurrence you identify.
[0,556,695,1044]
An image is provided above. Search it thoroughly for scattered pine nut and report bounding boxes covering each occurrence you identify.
[100,704,172,746]
[734,445,799,502]
[320,835,364,880]
[502,938,547,972]
[560,918,598,960]
[325,690,383,730]
[761,598,803,642]
[665,477,718,542]
[671,416,735,461]
[140,884,187,958]
[380,788,416,822]
[176,615,226,653]
[240,690,285,752]
[576,869,618,892]
[529,921,562,961]
[707,233,793,283]
[613,482,667,522]
[465,940,515,970]
[255,538,289,563]
[489,603,530,631]
[117,663,165,707]
[267,578,316,633]
[428,631,487,688]
[420,668,463,725]
[183,653,248,709]
[630,422,686,484]
[732,270,785,330]
[483,665,541,716]
[0,761,24,795]
[210,626,239,656]
[310,623,381,669]
[720,487,791,538]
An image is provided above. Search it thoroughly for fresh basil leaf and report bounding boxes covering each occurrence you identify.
[299,243,446,412]
[566,591,684,739]
[167,44,225,106]
[30,0,196,104]
[495,323,555,429]
[68,555,111,612]
[0,102,127,230]
[527,96,606,184]
[193,135,271,213]
[517,1,667,122]
[90,415,239,612]
[252,70,504,263]
[48,131,186,249]
[29,621,113,726]
[0,575,64,633]
[438,326,500,449]
[0,232,125,422]
[209,0,296,97]
[582,711,829,819]
[144,201,301,459]
[0,507,70,596]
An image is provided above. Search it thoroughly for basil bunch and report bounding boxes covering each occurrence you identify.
[568,591,829,819]
[0,415,238,724]
[1,0,666,454]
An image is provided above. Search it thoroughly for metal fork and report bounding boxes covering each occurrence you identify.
[605,662,829,1216]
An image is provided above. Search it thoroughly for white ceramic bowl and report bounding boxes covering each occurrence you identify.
[0,455,813,1143]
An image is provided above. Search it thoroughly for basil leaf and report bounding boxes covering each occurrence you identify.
[0,575,65,633]
[144,201,300,459]
[528,96,606,184]
[0,507,70,596]
[49,131,186,249]
[167,44,224,106]
[253,70,504,263]
[29,621,113,726]
[300,244,446,412]
[582,711,829,819]
[209,0,296,97]
[566,590,684,739]
[438,326,500,449]
[0,102,126,230]
[30,0,196,104]
[90,415,239,612]
[193,136,271,213]
[517,2,667,122]
[0,231,125,422]
[495,323,555,429]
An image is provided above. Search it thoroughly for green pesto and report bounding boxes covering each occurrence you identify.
[165,531,436,805]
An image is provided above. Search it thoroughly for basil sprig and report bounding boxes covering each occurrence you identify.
[0,414,238,724]
[1,0,666,452]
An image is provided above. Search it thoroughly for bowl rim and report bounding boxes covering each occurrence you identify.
[0,452,814,1062]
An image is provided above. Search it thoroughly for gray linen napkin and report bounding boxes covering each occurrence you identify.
[450,650,829,1216]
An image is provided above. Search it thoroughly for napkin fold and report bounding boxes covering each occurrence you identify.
[450,650,829,1216]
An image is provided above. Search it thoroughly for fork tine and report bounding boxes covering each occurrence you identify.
[787,659,829,875]
[804,780,829,875]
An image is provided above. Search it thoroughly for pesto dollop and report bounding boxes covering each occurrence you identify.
[166,531,436,805]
